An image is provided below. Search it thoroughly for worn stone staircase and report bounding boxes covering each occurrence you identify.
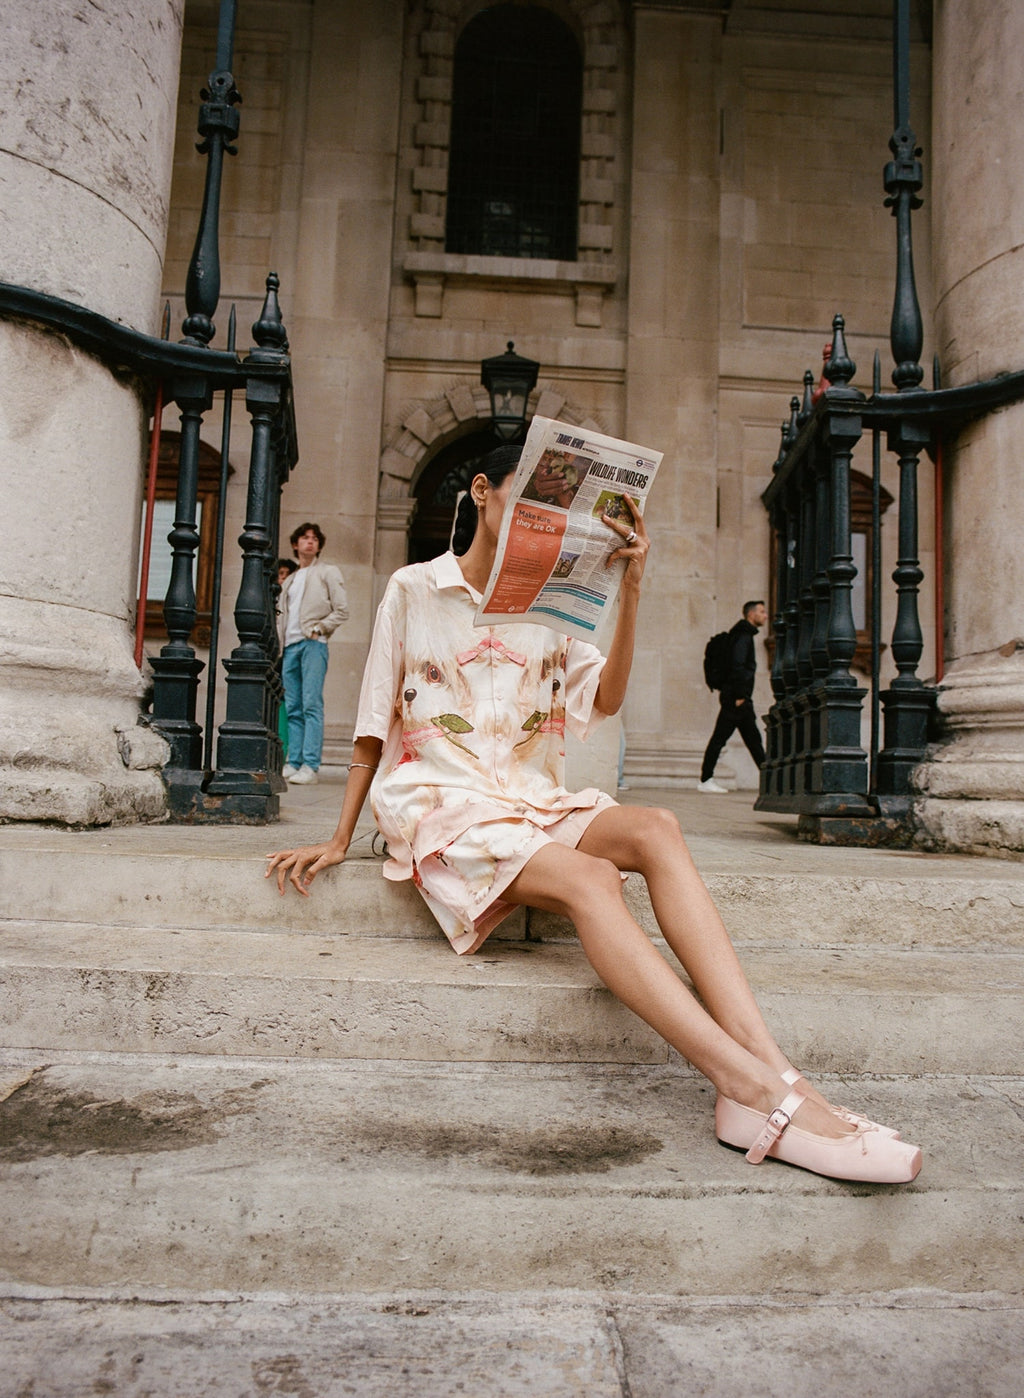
[1,785,1023,1393]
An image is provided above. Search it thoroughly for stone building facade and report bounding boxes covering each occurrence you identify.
[2,0,1021,854]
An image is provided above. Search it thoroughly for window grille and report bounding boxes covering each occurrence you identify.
[445,5,582,261]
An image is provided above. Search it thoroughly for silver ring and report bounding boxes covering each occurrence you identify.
[625,530,637,546]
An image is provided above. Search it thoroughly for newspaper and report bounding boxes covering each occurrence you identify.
[475,416,663,642]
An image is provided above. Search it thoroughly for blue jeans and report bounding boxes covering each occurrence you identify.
[282,638,329,770]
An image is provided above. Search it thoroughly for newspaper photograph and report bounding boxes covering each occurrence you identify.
[475,416,663,642]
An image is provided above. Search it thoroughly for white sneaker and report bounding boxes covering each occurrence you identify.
[288,765,319,785]
[281,764,298,780]
[697,777,728,793]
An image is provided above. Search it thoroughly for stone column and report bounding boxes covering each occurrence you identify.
[0,1,183,823]
[623,6,721,786]
[913,0,1024,852]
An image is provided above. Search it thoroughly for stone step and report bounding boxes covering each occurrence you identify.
[2,918,1022,1073]
[3,1285,1022,1398]
[1,1050,1021,1299]
[4,836,1024,949]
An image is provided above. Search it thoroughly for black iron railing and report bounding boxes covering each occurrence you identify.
[758,322,1024,843]
[757,0,1024,842]
[759,317,928,835]
[147,272,296,823]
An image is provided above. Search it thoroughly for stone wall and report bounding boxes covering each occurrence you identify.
[158,0,940,798]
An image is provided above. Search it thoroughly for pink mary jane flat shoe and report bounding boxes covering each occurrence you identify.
[716,1088,922,1184]
[781,1067,901,1139]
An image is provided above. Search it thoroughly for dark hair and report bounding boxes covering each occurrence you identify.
[451,445,522,555]
[277,557,298,576]
[742,599,765,618]
[290,522,325,556]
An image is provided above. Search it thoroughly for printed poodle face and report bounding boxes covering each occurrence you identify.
[513,643,567,765]
[400,647,476,756]
[397,596,570,776]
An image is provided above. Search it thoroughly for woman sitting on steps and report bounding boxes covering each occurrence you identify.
[265,444,921,1185]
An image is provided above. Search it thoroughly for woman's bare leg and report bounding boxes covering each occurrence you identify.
[576,805,841,1115]
[503,841,849,1138]
[577,807,784,1055]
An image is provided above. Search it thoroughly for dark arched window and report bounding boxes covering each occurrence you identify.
[408,428,502,565]
[445,5,581,261]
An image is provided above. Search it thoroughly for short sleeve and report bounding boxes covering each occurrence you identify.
[354,584,404,741]
[563,636,607,741]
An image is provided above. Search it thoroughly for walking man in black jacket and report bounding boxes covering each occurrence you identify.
[698,600,767,793]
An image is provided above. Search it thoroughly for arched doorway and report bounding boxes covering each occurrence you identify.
[408,427,504,564]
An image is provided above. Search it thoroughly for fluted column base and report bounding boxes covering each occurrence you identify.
[912,643,1024,857]
[0,597,168,826]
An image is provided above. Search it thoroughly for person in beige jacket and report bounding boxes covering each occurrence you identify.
[277,522,349,783]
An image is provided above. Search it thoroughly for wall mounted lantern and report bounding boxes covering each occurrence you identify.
[480,341,539,442]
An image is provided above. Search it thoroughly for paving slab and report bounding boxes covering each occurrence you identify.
[1,1051,1021,1299]
[2,1286,1023,1398]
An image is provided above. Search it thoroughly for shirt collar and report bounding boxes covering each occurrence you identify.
[431,551,481,600]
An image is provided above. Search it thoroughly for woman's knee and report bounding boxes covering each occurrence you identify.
[561,851,625,916]
[622,806,690,866]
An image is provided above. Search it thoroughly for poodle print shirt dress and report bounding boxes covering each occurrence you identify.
[354,552,615,953]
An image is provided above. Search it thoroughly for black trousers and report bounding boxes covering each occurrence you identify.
[701,697,765,781]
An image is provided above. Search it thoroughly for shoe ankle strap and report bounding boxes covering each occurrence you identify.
[746,1087,805,1164]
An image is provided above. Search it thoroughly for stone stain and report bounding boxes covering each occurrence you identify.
[0,1073,660,1175]
[0,1075,218,1162]
[251,1353,318,1398]
[346,1117,664,1175]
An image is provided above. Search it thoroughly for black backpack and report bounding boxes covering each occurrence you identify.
[703,630,733,691]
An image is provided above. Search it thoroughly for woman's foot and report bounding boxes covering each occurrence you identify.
[718,1071,855,1141]
[715,1087,922,1184]
[780,1066,901,1138]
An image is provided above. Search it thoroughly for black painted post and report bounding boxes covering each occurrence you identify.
[781,491,807,797]
[202,305,238,774]
[808,442,833,684]
[760,501,788,801]
[149,376,212,794]
[875,0,936,796]
[869,351,883,791]
[207,275,291,820]
[811,317,870,811]
[182,0,241,349]
[876,418,934,794]
[757,417,795,809]
[792,457,819,792]
[779,490,802,701]
[885,0,924,394]
[151,0,240,815]
[796,459,817,689]
[263,441,292,776]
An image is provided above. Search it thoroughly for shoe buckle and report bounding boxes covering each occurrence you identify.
[745,1104,793,1164]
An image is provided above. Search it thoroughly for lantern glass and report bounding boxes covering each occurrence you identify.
[480,342,539,443]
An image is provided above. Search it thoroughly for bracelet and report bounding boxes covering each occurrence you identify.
[349,762,379,771]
